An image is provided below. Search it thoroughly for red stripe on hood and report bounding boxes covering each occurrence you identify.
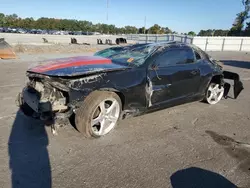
[29,56,112,73]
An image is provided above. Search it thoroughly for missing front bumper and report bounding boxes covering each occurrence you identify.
[22,87,52,113]
[20,87,68,114]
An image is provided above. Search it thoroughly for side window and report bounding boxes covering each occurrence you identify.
[194,50,202,60]
[156,48,195,67]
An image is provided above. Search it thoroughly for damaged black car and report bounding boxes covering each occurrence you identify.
[17,42,244,138]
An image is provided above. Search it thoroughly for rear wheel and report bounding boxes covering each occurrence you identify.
[75,91,122,138]
[205,83,224,104]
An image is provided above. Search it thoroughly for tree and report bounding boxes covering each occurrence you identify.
[214,29,229,36]
[198,30,211,36]
[228,0,250,36]
[244,21,250,35]
[187,31,196,36]
[164,27,172,34]
[0,13,5,27]
[148,24,161,34]
[138,27,145,34]
[124,26,137,34]
[0,12,177,35]
[228,11,248,36]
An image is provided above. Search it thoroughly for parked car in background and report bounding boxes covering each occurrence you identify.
[17,28,27,34]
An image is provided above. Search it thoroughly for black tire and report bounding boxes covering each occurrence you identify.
[75,91,122,138]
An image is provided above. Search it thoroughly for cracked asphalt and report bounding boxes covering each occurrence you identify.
[0,51,249,188]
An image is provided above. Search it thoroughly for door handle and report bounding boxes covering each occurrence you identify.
[191,70,198,75]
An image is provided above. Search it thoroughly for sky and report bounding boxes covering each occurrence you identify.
[0,0,244,33]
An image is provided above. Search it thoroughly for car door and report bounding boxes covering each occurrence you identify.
[147,47,201,106]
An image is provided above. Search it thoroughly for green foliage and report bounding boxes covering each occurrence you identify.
[213,29,229,36]
[164,27,172,34]
[198,29,228,36]
[187,31,196,36]
[198,30,213,36]
[228,0,250,36]
[138,27,146,34]
[148,24,169,34]
[0,13,175,35]
[0,12,174,35]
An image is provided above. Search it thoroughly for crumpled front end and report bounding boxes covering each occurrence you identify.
[17,73,71,120]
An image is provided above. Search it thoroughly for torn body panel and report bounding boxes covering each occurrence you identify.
[146,76,153,107]
[68,68,148,113]
[223,71,244,99]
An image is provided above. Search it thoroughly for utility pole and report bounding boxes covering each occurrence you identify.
[144,16,146,34]
[107,0,109,21]
[107,0,109,34]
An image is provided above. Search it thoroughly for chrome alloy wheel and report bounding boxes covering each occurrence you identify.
[206,84,224,104]
[91,98,120,136]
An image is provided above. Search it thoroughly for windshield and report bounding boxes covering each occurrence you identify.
[94,47,126,58]
[94,44,156,66]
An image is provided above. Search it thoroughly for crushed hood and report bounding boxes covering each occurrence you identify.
[27,56,129,76]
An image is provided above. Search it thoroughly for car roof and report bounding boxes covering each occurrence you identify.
[132,41,192,48]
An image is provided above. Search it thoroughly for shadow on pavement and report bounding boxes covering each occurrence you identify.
[170,167,237,188]
[8,110,51,188]
[221,60,250,69]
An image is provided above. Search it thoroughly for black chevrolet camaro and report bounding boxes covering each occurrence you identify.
[17,42,244,138]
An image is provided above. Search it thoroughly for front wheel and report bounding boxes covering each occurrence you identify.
[205,83,224,105]
[75,91,122,138]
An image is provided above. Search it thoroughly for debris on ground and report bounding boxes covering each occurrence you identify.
[70,38,90,45]
[42,38,48,43]
[116,38,127,45]
[97,39,103,44]
[192,118,198,125]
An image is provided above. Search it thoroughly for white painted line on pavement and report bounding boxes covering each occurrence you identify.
[0,84,21,88]
[0,114,16,120]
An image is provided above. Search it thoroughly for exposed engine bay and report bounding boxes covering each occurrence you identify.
[17,73,71,123]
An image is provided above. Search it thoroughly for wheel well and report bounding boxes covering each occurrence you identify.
[115,92,125,110]
[210,75,223,85]
[98,88,125,110]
